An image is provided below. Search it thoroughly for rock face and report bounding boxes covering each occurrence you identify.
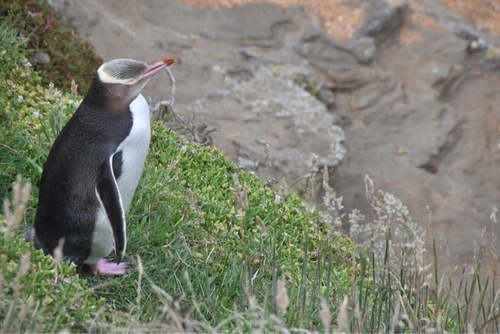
[50,0,499,269]
[182,65,347,184]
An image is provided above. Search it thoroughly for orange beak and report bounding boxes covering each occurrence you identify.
[140,56,176,80]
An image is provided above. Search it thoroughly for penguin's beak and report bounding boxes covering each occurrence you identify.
[140,56,176,80]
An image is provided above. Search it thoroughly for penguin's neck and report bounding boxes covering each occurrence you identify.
[83,77,135,115]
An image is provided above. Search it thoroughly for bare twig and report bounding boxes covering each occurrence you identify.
[150,67,215,145]
[151,67,176,110]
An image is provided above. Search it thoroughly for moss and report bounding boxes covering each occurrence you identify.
[0,0,102,93]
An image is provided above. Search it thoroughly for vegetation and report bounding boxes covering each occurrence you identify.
[1,7,499,333]
[0,0,101,93]
[1,178,106,333]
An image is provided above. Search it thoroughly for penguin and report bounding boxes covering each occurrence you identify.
[31,56,176,275]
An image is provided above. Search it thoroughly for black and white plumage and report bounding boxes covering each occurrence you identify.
[31,56,176,275]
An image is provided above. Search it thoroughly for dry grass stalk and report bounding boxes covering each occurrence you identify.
[306,153,319,209]
[276,277,289,314]
[1,253,31,333]
[364,174,374,201]
[136,255,144,306]
[2,175,31,237]
[337,296,349,333]
[319,298,331,333]
[261,141,272,170]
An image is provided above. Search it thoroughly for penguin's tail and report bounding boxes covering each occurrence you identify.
[24,225,42,249]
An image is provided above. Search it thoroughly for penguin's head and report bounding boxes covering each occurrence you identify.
[95,57,176,107]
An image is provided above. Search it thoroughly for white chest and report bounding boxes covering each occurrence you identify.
[87,94,151,264]
[115,94,151,211]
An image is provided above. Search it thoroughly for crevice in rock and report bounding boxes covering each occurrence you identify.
[418,119,465,174]
[437,70,482,102]
[355,0,409,45]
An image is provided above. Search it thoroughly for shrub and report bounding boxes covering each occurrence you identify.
[0,0,102,93]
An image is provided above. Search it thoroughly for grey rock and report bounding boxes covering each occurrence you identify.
[32,51,50,64]
[355,0,409,44]
[298,34,378,90]
[48,0,100,35]
[344,37,377,64]
[184,65,347,184]
[317,88,336,109]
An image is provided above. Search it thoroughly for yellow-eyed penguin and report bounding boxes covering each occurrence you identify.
[31,56,176,275]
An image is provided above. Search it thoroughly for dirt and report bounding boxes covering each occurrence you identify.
[440,0,500,36]
[184,0,365,40]
[183,0,500,38]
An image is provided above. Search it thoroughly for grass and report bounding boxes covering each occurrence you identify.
[345,178,500,332]
[1,10,499,333]
[85,122,353,329]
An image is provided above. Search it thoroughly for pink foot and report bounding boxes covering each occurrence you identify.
[90,259,128,276]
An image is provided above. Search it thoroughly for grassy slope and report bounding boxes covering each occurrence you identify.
[0,19,352,331]
[91,123,353,327]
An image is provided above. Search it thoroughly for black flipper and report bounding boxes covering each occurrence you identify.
[95,154,126,264]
